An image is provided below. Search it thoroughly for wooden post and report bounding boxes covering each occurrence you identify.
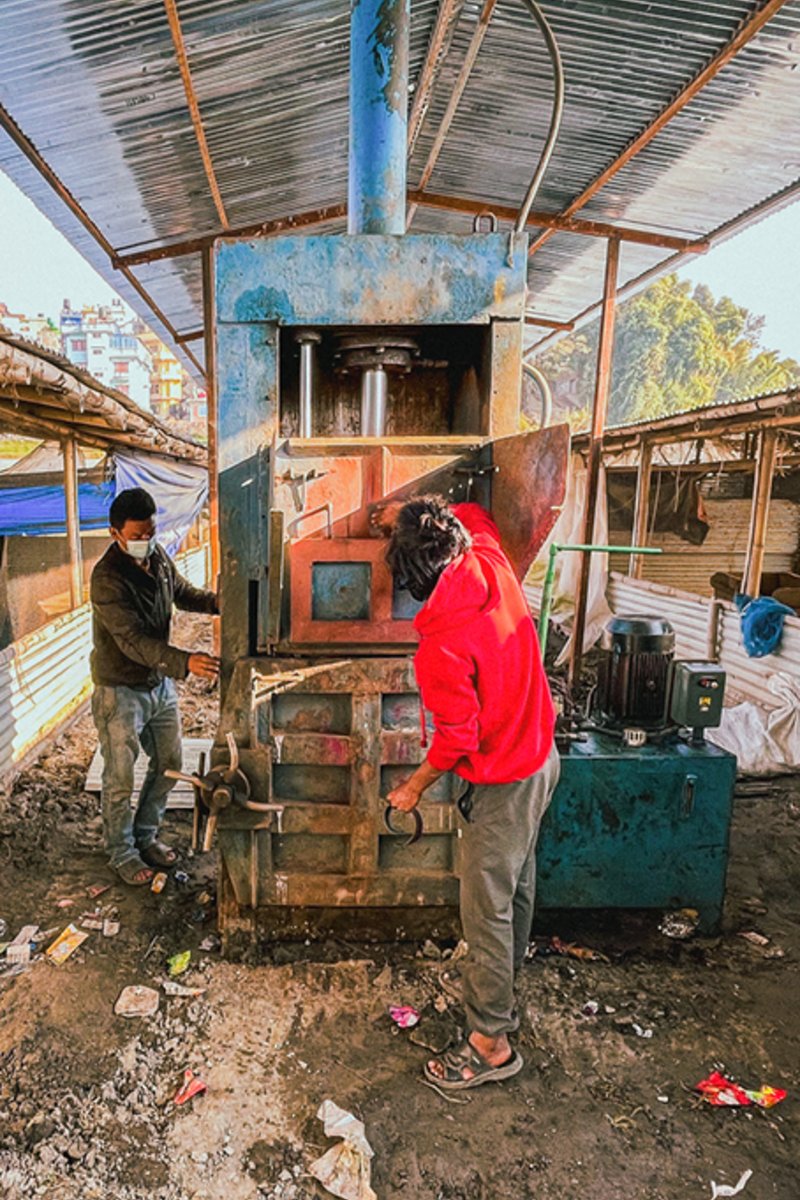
[202,244,220,595]
[742,427,779,597]
[569,237,620,690]
[629,439,653,579]
[63,435,83,609]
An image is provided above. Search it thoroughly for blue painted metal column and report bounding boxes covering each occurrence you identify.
[348,0,410,235]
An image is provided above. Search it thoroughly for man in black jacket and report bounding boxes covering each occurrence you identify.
[91,487,219,885]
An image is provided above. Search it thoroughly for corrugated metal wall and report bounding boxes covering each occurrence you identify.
[608,573,800,707]
[0,544,209,787]
[609,498,800,597]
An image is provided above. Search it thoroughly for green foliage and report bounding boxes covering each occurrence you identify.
[533,274,800,430]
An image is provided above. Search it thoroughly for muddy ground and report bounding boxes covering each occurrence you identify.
[1,614,798,1200]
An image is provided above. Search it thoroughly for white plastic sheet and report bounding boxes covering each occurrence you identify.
[708,673,800,774]
[309,1100,376,1200]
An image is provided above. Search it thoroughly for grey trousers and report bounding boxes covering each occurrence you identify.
[458,744,560,1038]
[92,679,182,869]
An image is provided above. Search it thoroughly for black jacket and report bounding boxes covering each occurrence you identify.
[90,542,217,688]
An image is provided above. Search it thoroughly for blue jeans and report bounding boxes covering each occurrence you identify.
[91,679,182,869]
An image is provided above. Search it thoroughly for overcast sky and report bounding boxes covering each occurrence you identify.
[1,168,799,360]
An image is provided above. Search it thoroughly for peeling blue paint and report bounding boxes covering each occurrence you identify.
[216,233,528,326]
[348,0,409,234]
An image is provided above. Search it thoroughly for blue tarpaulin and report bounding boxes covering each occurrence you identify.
[0,481,114,534]
[0,451,206,555]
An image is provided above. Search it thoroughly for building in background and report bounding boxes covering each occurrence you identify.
[139,328,182,419]
[60,298,152,408]
[0,301,60,351]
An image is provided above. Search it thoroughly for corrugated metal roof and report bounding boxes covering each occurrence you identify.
[0,0,798,377]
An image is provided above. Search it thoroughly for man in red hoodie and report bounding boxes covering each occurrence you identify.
[384,496,559,1090]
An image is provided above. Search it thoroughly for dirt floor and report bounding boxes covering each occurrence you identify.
[1,614,798,1199]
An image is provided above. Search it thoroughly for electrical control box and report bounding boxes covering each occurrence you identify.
[670,661,726,729]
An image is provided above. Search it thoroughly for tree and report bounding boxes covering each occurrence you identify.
[531,274,800,429]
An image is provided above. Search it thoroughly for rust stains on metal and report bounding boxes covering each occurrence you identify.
[114,204,348,268]
[407,0,463,153]
[528,0,794,258]
[411,189,710,251]
[163,0,229,229]
[407,0,498,226]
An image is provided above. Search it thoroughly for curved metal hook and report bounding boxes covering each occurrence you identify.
[383,805,423,846]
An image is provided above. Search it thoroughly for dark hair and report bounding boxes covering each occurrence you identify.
[109,487,156,530]
[386,496,471,602]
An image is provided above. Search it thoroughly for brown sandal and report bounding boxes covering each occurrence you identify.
[116,857,154,886]
[139,841,177,868]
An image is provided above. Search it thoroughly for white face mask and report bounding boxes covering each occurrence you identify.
[124,535,157,561]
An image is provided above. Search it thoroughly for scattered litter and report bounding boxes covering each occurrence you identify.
[631,1023,654,1039]
[696,1071,787,1109]
[80,915,104,932]
[710,1169,753,1199]
[56,898,75,909]
[150,872,168,894]
[114,985,160,1018]
[45,925,88,965]
[163,980,206,997]
[419,939,442,960]
[173,1067,207,1106]
[199,934,221,953]
[173,869,190,885]
[582,1000,599,1017]
[103,918,120,938]
[87,883,111,899]
[189,906,208,924]
[6,925,38,966]
[526,936,609,963]
[657,1095,670,1103]
[0,918,6,938]
[197,890,213,906]
[167,950,191,977]
[309,1099,376,1200]
[738,931,769,948]
[389,1005,420,1029]
[433,993,449,1013]
[764,945,786,959]
[659,909,700,940]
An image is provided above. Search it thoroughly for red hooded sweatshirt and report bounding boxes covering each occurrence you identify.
[413,503,555,785]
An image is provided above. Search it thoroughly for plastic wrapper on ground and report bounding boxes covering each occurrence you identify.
[309,1100,376,1200]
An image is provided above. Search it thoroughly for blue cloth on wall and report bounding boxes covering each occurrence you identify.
[114,450,207,556]
[0,481,114,535]
[735,593,795,658]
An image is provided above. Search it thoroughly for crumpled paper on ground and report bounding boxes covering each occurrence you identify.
[309,1100,376,1200]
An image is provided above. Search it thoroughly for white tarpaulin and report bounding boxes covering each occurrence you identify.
[114,450,207,556]
[708,672,800,774]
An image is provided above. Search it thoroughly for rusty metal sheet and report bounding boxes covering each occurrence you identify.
[490,423,570,580]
